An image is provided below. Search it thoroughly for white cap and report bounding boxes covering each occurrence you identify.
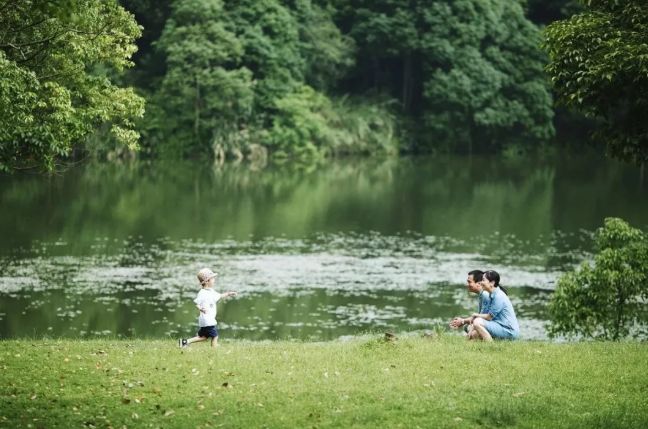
[197,268,218,285]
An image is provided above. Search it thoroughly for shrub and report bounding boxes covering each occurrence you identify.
[548,218,648,340]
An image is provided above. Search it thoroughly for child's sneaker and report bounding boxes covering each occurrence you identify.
[178,338,188,348]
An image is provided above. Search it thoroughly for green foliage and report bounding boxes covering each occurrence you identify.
[544,0,648,164]
[133,0,557,160]
[421,0,554,149]
[147,0,386,160]
[0,0,144,172]
[335,0,555,153]
[291,0,356,91]
[148,0,255,158]
[548,218,648,340]
[267,86,398,158]
[225,0,305,116]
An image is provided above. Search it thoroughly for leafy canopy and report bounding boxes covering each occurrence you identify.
[544,0,648,164]
[148,0,395,159]
[150,0,255,158]
[0,0,145,172]
[548,218,648,340]
[421,0,554,148]
[334,0,555,152]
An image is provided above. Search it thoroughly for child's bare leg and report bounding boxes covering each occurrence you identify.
[210,336,219,348]
[187,336,207,344]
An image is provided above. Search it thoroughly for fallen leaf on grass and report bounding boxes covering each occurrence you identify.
[164,410,175,417]
[512,392,526,397]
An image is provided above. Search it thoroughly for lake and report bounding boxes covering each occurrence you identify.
[1,151,646,340]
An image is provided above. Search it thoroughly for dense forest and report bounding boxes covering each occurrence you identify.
[3,0,646,171]
[122,0,562,161]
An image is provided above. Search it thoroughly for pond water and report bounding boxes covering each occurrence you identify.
[1,152,646,341]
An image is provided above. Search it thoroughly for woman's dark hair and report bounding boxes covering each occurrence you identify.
[468,270,484,282]
[484,270,508,295]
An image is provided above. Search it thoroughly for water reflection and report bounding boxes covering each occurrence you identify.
[0,152,646,340]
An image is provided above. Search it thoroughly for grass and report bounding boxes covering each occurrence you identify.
[1,334,647,428]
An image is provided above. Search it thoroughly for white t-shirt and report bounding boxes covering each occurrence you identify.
[193,288,222,327]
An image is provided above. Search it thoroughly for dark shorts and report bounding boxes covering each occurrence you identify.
[197,326,219,338]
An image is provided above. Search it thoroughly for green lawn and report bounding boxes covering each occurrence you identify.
[1,335,647,428]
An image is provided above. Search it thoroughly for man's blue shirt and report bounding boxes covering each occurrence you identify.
[478,290,491,314]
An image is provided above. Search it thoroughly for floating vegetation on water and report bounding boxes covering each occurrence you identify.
[0,231,591,340]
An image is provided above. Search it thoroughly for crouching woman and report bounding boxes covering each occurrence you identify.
[468,270,519,341]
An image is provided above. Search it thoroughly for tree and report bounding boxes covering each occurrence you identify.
[544,0,648,164]
[421,0,555,151]
[149,0,255,158]
[333,0,554,153]
[148,0,383,160]
[0,0,144,172]
[288,0,355,91]
[548,218,648,340]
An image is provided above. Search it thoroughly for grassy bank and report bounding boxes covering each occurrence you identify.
[1,335,647,428]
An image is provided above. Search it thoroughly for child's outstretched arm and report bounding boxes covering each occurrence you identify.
[221,291,238,299]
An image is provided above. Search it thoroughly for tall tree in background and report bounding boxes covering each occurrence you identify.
[544,0,648,164]
[0,0,144,171]
[333,0,554,153]
[148,0,255,158]
[289,0,355,91]
[421,0,554,150]
[148,0,379,159]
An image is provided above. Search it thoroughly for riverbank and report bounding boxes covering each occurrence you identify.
[1,335,647,428]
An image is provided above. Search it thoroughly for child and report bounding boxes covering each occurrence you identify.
[178,268,237,349]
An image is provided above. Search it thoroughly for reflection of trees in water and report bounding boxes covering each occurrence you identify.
[0,153,646,254]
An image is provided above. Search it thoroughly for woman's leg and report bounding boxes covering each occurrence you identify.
[472,318,493,341]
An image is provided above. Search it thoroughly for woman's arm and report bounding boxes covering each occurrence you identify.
[470,313,493,322]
